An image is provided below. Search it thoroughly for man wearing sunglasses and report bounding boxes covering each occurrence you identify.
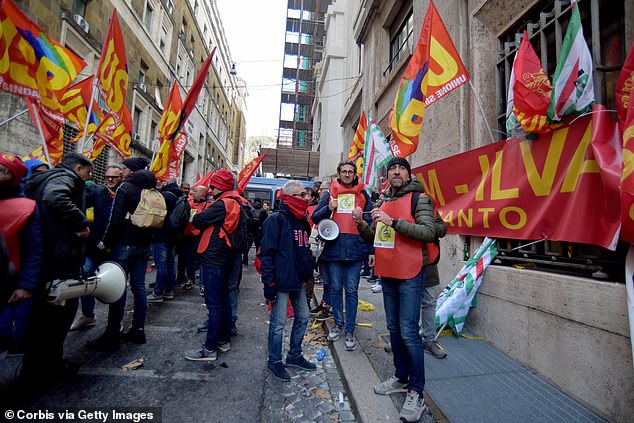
[311,160,373,352]
[71,165,123,331]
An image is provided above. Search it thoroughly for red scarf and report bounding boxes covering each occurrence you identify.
[282,194,309,220]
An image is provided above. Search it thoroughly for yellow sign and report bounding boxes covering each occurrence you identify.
[374,222,395,248]
[337,194,355,213]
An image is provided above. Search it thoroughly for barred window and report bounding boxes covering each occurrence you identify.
[493,0,627,281]
[385,8,414,75]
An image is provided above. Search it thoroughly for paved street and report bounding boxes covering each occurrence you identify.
[0,254,358,422]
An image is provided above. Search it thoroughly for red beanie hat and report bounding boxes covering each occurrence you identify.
[209,169,234,191]
[0,153,28,185]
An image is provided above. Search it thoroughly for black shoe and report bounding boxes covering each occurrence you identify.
[230,323,238,337]
[121,328,146,344]
[267,361,290,382]
[309,304,325,316]
[86,333,120,352]
[285,355,317,371]
[315,309,332,322]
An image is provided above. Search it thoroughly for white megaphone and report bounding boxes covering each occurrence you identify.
[317,218,340,241]
[47,261,126,305]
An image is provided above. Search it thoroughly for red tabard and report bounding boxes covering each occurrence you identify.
[197,191,244,253]
[374,193,422,279]
[184,199,209,237]
[0,197,36,271]
[329,179,366,234]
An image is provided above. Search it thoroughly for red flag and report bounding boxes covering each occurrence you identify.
[621,76,634,242]
[96,11,128,116]
[60,76,105,141]
[168,48,216,140]
[616,40,634,128]
[24,98,64,165]
[347,112,367,177]
[512,32,552,134]
[0,0,86,111]
[388,0,468,157]
[237,152,268,194]
[95,104,132,159]
[194,169,216,189]
[151,81,185,177]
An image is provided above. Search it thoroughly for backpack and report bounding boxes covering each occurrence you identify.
[245,206,259,239]
[130,188,167,228]
[222,199,249,254]
[167,194,191,232]
[411,192,440,265]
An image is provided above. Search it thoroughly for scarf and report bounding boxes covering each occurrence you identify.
[282,194,309,220]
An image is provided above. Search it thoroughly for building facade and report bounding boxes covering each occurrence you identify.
[0,0,246,183]
[314,1,633,421]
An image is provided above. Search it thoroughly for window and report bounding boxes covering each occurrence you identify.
[295,105,308,122]
[494,0,627,280]
[139,62,148,84]
[160,26,167,52]
[144,1,154,31]
[133,107,142,134]
[496,0,625,138]
[295,130,306,148]
[386,9,414,75]
[72,0,87,17]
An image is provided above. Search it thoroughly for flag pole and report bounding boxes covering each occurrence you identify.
[80,77,98,153]
[0,109,28,127]
[468,80,496,144]
[30,105,52,165]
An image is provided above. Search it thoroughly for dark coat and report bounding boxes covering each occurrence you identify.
[192,196,232,268]
[24,164,88,280]
[85,183,116,261]
[102,170,156,247]
[152,183,183,244]
[259,202,314,291]
[311,181,373,262]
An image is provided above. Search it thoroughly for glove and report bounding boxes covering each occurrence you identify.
[263,282,277,302]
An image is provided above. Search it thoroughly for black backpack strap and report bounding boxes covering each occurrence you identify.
[411,191,421,217]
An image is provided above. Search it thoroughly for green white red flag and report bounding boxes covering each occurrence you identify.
[363,114,393,190]
[547,1,595,122]
[348,112,367,177]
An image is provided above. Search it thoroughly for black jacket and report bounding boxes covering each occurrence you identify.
[103,170,156,247]
[192,196,231,268]
[85,183,116,260]
[259,202,314,291]
[24,164,88,280]
[152,183,183,244]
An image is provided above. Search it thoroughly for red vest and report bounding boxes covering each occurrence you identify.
[184,198,209,237]
[197,191,246,253]
[307,205,317,229]
[0,197,36,271]
[329,180,366,234]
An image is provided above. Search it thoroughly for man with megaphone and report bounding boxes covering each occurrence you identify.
[312,160,374,353]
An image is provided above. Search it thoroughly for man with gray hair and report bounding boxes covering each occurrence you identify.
[260,180,316,382]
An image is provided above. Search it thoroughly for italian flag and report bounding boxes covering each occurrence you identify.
[547,1,595,122]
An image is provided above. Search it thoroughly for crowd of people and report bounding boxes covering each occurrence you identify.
[0,152,446,422]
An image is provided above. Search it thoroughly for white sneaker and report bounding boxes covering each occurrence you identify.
[399,390,427,422]
[70,315,97,331]
[374,375,408,395]
[371,283,382,293]
[328,325,342,342]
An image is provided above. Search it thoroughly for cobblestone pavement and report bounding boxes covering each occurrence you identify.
[262,318,357,423]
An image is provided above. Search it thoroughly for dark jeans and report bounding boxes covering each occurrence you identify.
[242,236,261,264]
[268,287,309,364]
[152,242,176,295]
[228,253,242,324]
[381,269,426,392]
[201,263,232,351]
[318,262,331,306]
[182,236,200,282]
[107,245,150,334]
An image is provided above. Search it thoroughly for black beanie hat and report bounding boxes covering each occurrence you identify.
[122,157,149,172]
[386,157,411,176]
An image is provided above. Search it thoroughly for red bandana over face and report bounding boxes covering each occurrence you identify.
[282,193,309,219]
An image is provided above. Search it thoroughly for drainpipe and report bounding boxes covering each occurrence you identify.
[459,0,469,153]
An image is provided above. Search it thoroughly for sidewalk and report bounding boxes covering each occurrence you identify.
[322,278,610,423]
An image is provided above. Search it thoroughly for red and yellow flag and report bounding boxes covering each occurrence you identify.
[151,82,185,178]
[0,0,86,111]
[237,152,268,194]
[167,48,216,141]
[512,32,552,134]
[616,40,634,128]
[347,112,367,177]
[388,0,468,157]
[24,98,64,165]
[621,80,634,242]
[60,76,105,142]
[96,10,128,116]
[95,104,132,159]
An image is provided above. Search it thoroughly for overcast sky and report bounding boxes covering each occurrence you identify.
[216,0,287,139]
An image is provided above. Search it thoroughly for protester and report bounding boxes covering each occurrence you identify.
[21,153,92,382]
[182,186,209,291]
[260,180,316,382]
[243,198,266,265]
[0,154,43,357]
[309,180,332,321]
[421,263,447,359]
[148,177,183,303]
[354,157,437,422]
[86,157,155,351]
[312,161,373,352]
[71,165,123,331]
[184,169,244,361]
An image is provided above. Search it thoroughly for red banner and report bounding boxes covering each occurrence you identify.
[616,40,634,127]
[412,106,621,249]
[622,87,634,242]
[24,99,64,165]
[97,11,128,116]
[348,112,367,177]
[237,152,267,194]
[0,0,86,112]
[151,81,184,178]
[95,104,132,159]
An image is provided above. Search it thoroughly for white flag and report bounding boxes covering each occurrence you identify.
[362,114,393,190]
[547,1,595,121]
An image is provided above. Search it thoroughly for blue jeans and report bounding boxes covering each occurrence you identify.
[268,287,309,364]
[107,245,150,334]
[0,299,33,342]
[326,261,362,334]
[201,264,232,351]
[421,285,437,342]
[227,253,243,324]
[318,262,331,306]
[381,269,426,392]
[152,242,176,295]
[79,256,97,318]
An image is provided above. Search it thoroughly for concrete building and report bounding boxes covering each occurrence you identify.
[0,0,245,182]
[314,1,633,421]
